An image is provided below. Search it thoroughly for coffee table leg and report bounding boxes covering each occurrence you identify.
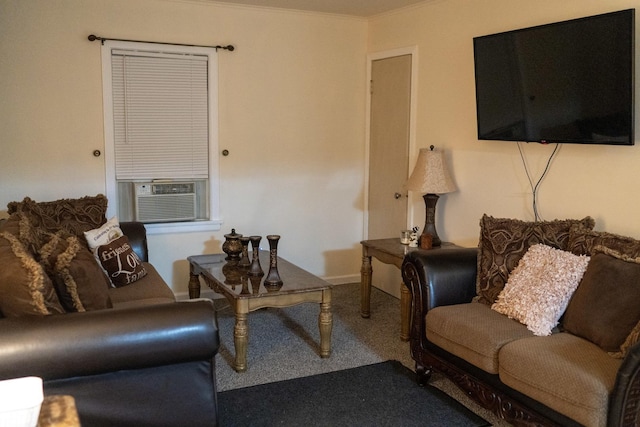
[319,289,332,358]
[234,311,248,372]
[360,255,372,318]
[400,282,411,341]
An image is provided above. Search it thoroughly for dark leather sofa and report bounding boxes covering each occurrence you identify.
[401,248,640,427]
[0,220,220,426]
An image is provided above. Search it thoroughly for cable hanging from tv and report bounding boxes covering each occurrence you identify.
[517,142,560,222]
[88,34,234,51]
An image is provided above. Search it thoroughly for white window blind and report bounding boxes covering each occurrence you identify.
[111,50,209,180]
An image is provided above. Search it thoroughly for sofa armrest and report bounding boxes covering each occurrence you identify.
[401,248,478,346]
[0,300,218,381]
[402,247,478,310]
[120,221,149,262]
[608,341,640,426]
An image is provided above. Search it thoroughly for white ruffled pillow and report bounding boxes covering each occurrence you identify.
[492,244,590,336]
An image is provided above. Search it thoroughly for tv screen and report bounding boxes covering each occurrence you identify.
[473,9,635,145]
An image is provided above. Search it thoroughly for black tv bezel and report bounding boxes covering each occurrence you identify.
[473,9,635,146]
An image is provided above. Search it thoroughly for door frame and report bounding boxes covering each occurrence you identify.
[364,46,419,240]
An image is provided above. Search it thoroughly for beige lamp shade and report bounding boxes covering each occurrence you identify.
[405,146,456,194]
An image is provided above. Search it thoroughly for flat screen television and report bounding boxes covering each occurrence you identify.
[473,9,635,145]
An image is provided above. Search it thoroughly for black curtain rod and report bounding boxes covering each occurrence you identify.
[88,34,234,51]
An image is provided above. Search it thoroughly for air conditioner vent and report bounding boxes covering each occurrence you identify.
[134,182,196,223]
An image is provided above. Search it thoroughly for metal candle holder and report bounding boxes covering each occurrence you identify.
[264,235,283,288]
[247,236,264,277]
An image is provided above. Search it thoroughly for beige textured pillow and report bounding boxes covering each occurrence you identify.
[492,244,590,336]
[476,215,594,305]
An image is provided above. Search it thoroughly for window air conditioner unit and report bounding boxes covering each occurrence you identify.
[134,182,197,223]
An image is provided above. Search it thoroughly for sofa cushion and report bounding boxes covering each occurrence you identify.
[562,249,640,357]
[7,195,108,247]
[476,215,594,305]
[108,263,175,309]
[426,302,533,373]
[0,231,65,317]
[492,244,589,336]
[499,333,621,427]
[39,232,112,312]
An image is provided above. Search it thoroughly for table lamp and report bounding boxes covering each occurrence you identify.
[405,145,456,246]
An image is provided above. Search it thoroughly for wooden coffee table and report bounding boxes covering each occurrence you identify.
[188,251,332,372]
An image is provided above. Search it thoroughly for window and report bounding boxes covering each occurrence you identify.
[101,40,221,233]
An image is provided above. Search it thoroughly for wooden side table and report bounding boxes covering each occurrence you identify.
[360,238,460,341]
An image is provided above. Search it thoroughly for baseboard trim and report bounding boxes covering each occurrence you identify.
[323,274,360,285]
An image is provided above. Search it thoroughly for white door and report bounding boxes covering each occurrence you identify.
[367,54,412,298]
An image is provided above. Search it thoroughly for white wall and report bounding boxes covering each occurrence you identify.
[0,0,368,296]
[4,0,640,296]
[369,0,640,248]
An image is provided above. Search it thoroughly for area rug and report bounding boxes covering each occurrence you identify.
[218,360,490,426]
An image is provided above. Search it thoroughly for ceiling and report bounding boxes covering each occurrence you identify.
[205,0,429,17]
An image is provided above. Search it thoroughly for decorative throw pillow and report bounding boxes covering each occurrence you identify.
[7,195,108,245]
[0,213,21,236]
[0,232,65,317]
[568,224,640,257]
[492,244,590,336]
[562,248,640,357]
[39,232,112,312]
[476,215,595,305]
[84,216,123,250]
[616,320,640,359]
[85,218,147,288]
[94,235,147,287]
[0,212,51,255]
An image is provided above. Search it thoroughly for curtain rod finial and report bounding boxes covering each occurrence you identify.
[88,34,105,44]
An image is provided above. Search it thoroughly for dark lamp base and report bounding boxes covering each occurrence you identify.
[422,193,441,247]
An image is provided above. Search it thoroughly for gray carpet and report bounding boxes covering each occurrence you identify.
[213,283,510,426]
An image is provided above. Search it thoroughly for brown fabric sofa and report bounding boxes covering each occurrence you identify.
[401,215,640,427]
[0,196,220,426]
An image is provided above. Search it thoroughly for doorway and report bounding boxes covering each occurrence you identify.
[366,49,416,298]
